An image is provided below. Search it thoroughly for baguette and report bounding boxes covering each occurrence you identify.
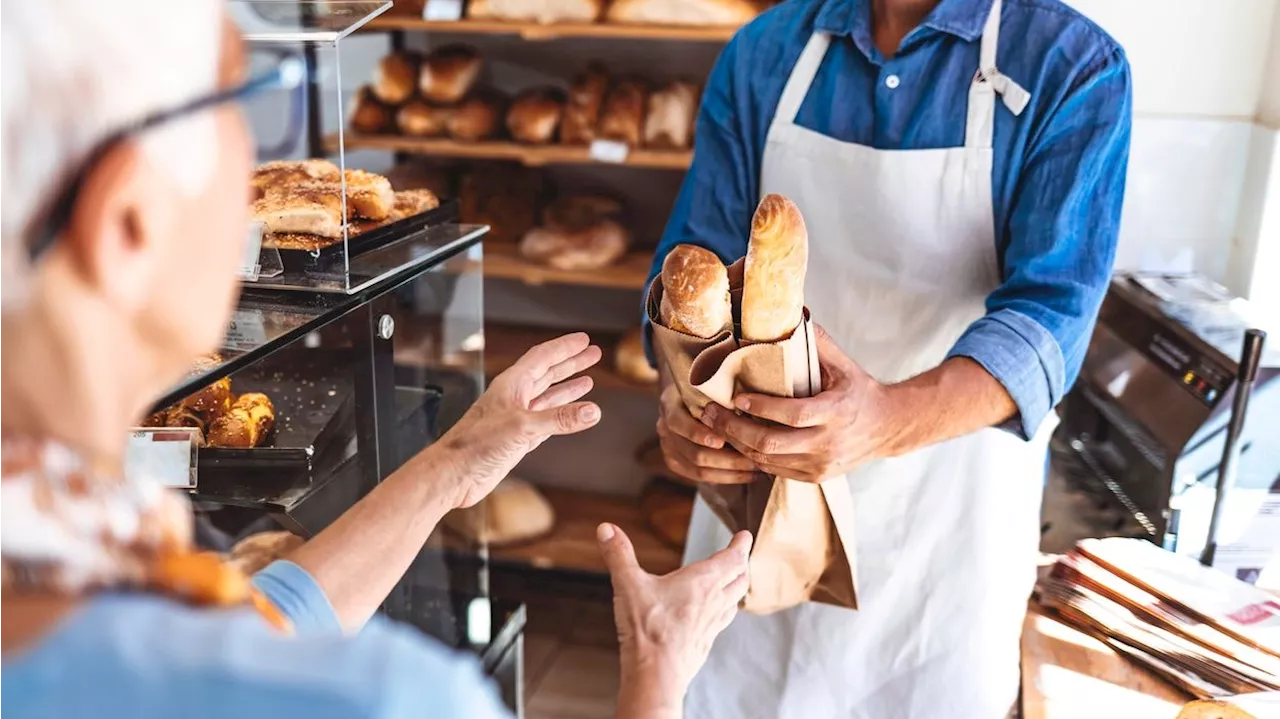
[659,244,731,339]
[741,194,807,342]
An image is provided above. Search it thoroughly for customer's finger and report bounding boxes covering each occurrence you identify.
[529,376,594,412]
[693,531,752,581]
[722,571,749,600]
[529,345,602,398]
[514,333,591,380]
[530,401,601,437]
[597,523,640,578]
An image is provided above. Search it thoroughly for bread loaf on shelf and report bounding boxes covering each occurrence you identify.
[519,220,629,271]
[560,64,609,146]
[459,166,539,244]
[206,393,276,449]
[507,88,565,144]
[419,45,482,104]
[349,86,395,134]
[659,244,732,338]
[741,194,808,342]
[643,81,698,149]
[468,0,603,24]
[597,79,647,147]
[607,0,762,26]
[372,52,419,104]
[396,99,450,137]
[228,531,305,575]
[447,91,503,142]
[443,477,555,546]
[616,328,659,384]
[542,194,623,232]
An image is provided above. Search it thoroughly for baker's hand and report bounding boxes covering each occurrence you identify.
[441,333,602,508]
[657,381,760,485]
[600,523,751,715]
[700,324,891,483]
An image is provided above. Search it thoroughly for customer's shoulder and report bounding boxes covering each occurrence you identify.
[4,594,506,719]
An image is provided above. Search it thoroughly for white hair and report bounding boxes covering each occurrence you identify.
[1,0,223,308]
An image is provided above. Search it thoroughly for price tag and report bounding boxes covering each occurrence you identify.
[239,222,265,281]
[423,0,464,21]
[125,428,199,490]
[225,309,268,352]
[589,139,630,164]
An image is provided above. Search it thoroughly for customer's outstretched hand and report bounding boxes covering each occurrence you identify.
[600,524,751,719]
[443,332,602,509]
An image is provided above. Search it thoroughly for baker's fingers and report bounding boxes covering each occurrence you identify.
[729,392,836,429]
[751,459,822,484]
[661,449,760,485]
[702,404,823,454]
[662,431,757,471]
[529,375,594,412]
[658,399,726,449]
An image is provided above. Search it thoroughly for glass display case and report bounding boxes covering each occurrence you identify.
[136,2,520,712]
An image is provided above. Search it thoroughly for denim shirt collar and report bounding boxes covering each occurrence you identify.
[815,0,995,61]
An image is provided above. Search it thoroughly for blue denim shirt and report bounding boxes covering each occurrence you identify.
[646,0,1133,438]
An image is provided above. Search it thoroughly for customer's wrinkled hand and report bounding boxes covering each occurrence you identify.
[599,522,751,701]
[442,333,602,508]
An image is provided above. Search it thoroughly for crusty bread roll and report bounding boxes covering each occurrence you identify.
[616,328,659,384]
[228,531,305,575]
[560,64,609,146]
[443,477,555,546]
[659,244,732,338]
[349,86,395,134]
[207,393,276,449]
[1176,701,1257,719]
[447,92,503,142]
[598,79,647,147]
[643,81,698,149]
[741,194,807,342]
[607,0,761,26]
[507,88,565,144]
[396,99,450,137]
[468,0,602,23]
[372,52,418,104]
[419,45,482,105]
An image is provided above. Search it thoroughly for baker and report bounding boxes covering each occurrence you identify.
[648,0,1132,717]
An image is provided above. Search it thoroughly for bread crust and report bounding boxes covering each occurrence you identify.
[659,244,732,339]
[741,194,807,342]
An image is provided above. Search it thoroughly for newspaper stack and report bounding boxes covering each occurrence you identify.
[1037,537,1280,700]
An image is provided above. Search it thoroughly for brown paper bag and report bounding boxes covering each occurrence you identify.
[647,259,858,614]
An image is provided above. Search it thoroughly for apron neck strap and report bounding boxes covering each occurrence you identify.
[966,0,1031,149]
[775,32,831,125]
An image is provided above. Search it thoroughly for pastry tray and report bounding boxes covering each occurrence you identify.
[195,357,355,500]
[273,199,459,273]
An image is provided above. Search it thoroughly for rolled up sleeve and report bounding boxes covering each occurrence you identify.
[948,47,1133,439]
[643,32,759,365]
[252,559,341,635]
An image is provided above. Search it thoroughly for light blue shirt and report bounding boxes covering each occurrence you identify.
[645,0,1133,438]
[2,561,511,719]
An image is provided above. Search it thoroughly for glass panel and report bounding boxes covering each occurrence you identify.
[231,1,391,43]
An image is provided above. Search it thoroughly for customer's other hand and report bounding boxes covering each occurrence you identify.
[599,523,751,711]
[442,333,602,508]
[656,382,760,485]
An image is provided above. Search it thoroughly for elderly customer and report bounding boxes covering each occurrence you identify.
[0,2,751,717]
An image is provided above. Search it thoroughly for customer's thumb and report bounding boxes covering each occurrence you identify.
[597,523,639,576]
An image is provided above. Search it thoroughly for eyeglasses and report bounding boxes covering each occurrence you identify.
[27,54,306,262]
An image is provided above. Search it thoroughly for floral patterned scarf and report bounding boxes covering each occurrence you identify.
[0,436,290,632]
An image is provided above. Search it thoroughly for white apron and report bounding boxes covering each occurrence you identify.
[683,2,1055,717]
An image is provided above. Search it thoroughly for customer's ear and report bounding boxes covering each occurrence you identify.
[63,138,175,314]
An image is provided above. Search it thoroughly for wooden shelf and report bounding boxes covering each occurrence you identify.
[366,16,739,43]
[332,133,693,170]
[484,322,658,395]
[442,486,683,576]
[480,243,652,290]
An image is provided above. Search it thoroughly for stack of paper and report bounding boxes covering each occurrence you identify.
[1038,537,1280,699]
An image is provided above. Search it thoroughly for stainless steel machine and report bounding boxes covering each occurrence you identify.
[1055,272,1280,578]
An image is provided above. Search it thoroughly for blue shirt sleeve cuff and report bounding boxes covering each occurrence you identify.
[252,560,342,636]
[946,309,1066,439]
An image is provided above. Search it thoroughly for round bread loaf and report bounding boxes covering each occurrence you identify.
[372,52,418,104]
[659,244,731,339]
[419,45,482,104]
[396,99,449,137]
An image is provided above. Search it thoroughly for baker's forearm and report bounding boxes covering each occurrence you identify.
[879,357,1017,458]
[287,445,464,630]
